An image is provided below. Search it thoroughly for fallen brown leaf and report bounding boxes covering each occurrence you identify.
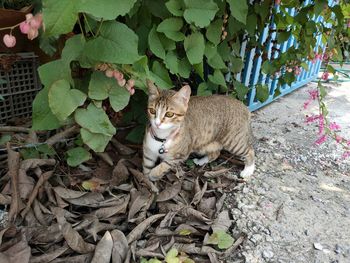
[91,231,113,263]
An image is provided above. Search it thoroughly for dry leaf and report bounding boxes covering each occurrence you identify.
[91,231,113,263]
[61,222,95,253]
[0,236,30,263]
[111,159,130,186]
[29,245,68,263]
[111,230,128,263]
[156,180,182,202]
[212,210,232,233]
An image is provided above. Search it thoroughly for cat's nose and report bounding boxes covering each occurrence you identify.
[155,119,161,127]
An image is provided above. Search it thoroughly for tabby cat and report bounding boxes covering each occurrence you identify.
[143,80,255,181]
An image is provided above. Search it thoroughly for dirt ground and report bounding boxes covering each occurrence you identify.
[228,80,350,263]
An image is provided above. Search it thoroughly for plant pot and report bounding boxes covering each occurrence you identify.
[0,5,34,53]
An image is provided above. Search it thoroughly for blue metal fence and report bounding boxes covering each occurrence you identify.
[241,0,327,111]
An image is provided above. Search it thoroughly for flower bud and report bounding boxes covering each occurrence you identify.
[3,34,16,48]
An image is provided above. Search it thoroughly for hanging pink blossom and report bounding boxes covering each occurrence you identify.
[305,115,320,123]
[105,70,114,78]
[303,99,311,109]
[27,28,39,40]
[318,115,325,134]
[336,135,343,143]
[321,71,329,80]
[308,89,318,100]
[342,151,350,159]
[3,34,16,48]
[315,134,327,145]
[294,66,302,76]
[19,21,30,34]
[329,122,341,131]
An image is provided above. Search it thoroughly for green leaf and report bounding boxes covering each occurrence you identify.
[84,21,140,64]
[80,128,112,152]
[20,148,40,160]
[151,61,173,89]
[227,0,248,24]
[37,144,56,157]
[183,0,219,28]
[157,18,185,41]
[255,84,269,102]
[77,0,137,20]
[165,248,179,263]
[206,19,222,45]
[88,71,114,100]
[197,82,212,96]
[126,125,145,143]
[43,0,77,36]
[149,26,166,59]
[66,147,91,167]
[230,57,244,73]
[300,62,309,71]
[75,103,116,136]
[193,62,204,80]
[277,31,290,44]
[207,230,234,249]
[61,35,85,62]
[0,135,11,145]
[166,0,184,16]
[48,79,87,121]
[261,61,276,75]
[164,51,191,78]
[326,65,336,74]
[109,85,130,112]
[208,70,226,88]
[233,81,249,100]
[149,259,162,263]
[184,32,205,65]
[32,88,62,131]
[205,43,226,69]
[38,59,72,88]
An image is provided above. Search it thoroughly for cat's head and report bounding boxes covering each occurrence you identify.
[146,80,191,130]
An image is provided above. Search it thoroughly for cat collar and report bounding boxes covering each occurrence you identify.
[149,126,179,154]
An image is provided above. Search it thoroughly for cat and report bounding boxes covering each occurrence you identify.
[142,80,255,181]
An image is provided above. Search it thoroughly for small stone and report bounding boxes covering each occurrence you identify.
[301,156,307,162]
[262,250,274,259]
[314,243,323,250]
[335,244,342,254]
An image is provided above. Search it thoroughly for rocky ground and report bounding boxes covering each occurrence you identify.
[228,80,350,263]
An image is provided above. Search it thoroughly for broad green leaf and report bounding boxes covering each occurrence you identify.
[166,0,184,16]
[157,18,185,41]
[151,61,173,89]
[84,21,140,64]
[326,65,336,74]
[145,0,171,18]
[208,70,226,88]
[88,71,115,100]
[148,26,166,59]
[183,0,219,28]
[165,248,179,263]
[206,19,222,45]
[300,62,309,71]
[126,125,145,143]
[197,82,212,96]
[227,0,248,24]
[0,135,11,145]
[109,85,130,112]
[20,148,40,160]
[261,61,276,75]
[193,62,204,80]
[61,35,86,62]
[149,259,162,263]
[80,128,112,152]
[230,57,244,73]
[66,147,91,167]
[277,31,290,44]
[75,103,116,136]
[255,84,269,102]
[38,59,72,88]
[216,231,234,249]
[37,144,56,157]
[205,43,226,69]
[48,79,87,121]
[184,32,205,65]
[159,34,176,51]
[32,88,61,131]
[77,0,137,20]
[164,51,191,78]
[179,229,192,236]
[233,81,249,100]
[43,0,78,36]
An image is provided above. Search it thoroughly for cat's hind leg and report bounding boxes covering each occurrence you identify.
[240,147,255,178]
[193,142,222,166]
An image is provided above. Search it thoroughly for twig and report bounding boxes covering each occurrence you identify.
[220,234,246,258]
[0,126,30,133]
[21,171,54,217]
[46,126,79,146]
[6,143,20,222]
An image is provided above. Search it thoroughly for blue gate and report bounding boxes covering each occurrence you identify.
[240,0,327,111]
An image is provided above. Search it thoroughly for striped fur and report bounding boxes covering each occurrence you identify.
[143,80,255,181]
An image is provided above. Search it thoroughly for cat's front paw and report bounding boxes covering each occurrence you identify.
[193,156,209,166]
[240,164,255,178]
[148,168,164,181]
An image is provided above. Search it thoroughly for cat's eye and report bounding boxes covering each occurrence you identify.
[165,112,174,118]
[149,108,156,115]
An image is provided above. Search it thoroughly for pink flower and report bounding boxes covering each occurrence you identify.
[113,71,123,81]
[308,89,318,100]
[321,71,329,80]
[315,134,327,145]
[347,140,350,146]
[105,70,114,78]
[305,115,320,123]
[294,66,302,76]
[318,115,325,134]
[336,135,343,143]
[342,151,350,159]
[315,53,322,60]
[329,122,341,131]
[27,28,39,40]
[3,34,16,48]
[117,78,126,87]
[29,14,42,30]
[25,13,33,21]
[129,88,135,95]
[275,0,281,5]
[20,21,30,34]
[303,99,311,109]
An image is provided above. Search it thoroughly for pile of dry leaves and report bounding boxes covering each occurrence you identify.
[0,126,245,263]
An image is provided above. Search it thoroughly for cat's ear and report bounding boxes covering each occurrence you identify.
[146,79,159,98]
[174,85,191,105]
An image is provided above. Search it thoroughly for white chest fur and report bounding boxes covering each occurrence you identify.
[145,131,174,159]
